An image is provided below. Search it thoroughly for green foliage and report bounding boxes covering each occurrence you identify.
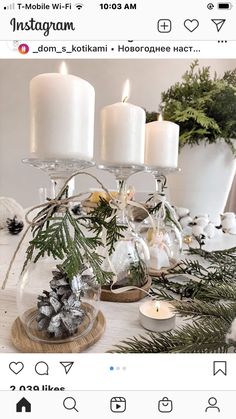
[110,246,236,353]
[146,111,159,123]
[24,209,113,285]
[88,198,127,255]
[147,200,181,231]
[128,248,148,288]
[111,318,230,353]
[151,247,236,302]
[146,61,236,153]
[23,194,127,285]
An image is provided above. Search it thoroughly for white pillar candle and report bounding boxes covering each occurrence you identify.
[30,62,95,160]
[145,115,180,168]
[99,80,146,165]
[139,300,176,332]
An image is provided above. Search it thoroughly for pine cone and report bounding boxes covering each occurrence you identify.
[36,267,85,339]
[6,216,24,235]
[71,204,82,216]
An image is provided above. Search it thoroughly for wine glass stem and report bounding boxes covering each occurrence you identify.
[154,173,166,195]
[116,177,128,225]
[50,175,75,199]
[153,173,166,233]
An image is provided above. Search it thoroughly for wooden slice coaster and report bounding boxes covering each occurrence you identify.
[101,276,152,303]
[149,260,180,277]
[148,268,169,277]
[11,310,105,353]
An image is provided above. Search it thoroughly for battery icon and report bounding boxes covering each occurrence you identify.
[218,2,233,8]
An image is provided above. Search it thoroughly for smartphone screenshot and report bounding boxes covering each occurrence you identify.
[0,0,236,417]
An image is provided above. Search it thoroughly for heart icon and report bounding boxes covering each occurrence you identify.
[184,19,199,32]
[9,362,24,375]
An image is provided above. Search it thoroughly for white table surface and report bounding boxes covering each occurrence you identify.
[0,229,235,353]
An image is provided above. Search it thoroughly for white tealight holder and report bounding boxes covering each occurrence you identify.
[139,300,176,332]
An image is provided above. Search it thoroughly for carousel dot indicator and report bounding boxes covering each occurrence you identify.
[110,366,114,371]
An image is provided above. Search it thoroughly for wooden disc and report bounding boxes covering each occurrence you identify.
[11,311,105,353]
[101,276,152,303]
[148,268,169,277]
[149,260,179,277]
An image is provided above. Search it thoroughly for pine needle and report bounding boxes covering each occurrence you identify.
[111,246,236,353]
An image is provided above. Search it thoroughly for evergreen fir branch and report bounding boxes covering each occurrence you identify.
[105,216,127,255]
[87,253,113,285]
[69,211,113,283]
[172,300,236,323]
[23,206,113,284]
[146,111,158,123]
[33,217,68,262]
[156,61,236,154]
[88,198,127,254]
[187,246,236,264]
[147,199,180,231]
[174,107,220,132]
[89,197,114,220]
[168,258,234,284]
[111,318,230,353]
[149,288,175,301]
[128,252,148,287]
[111,246,236,353]
[152,259,236,303]
[151,276,204,300]
[199,283,236,302]
[185,247,236,283]
[148,201,162,214]
[23,240,36,273]
[168,260,209,279]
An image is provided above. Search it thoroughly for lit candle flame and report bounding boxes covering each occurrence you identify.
[158,113,163,122]
[60,61,68,75]
[155,301,161,312]
[122,79,130,103]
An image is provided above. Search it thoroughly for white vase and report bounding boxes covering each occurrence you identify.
[167,140,236,222]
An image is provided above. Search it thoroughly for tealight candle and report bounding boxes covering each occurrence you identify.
[30,62,95,160]
[99,80,146,165]
[139,300,176,332]
[145,114,180,168]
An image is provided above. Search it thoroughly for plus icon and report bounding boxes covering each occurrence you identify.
[157,19,172,33]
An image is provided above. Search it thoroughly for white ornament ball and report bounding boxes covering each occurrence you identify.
[192,224,205,237]
[180,216,193,228]
[0,197,24,229]
[221,212,235,220]
[193,216,209,228]
[204,223,216,239]
[175,207,190,218]
[221,213,236,230]
[197,213,209,219]
[228,226,236,235]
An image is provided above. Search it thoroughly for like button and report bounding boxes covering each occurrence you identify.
[9,362,24,375]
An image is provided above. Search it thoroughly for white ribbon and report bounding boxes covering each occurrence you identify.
[152,193,182,232]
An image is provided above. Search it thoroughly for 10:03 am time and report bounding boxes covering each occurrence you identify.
[100,3,137,9]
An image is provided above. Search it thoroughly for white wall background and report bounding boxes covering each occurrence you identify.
[0,59,235,207]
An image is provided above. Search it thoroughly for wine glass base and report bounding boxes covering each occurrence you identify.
[22,158,95,179]
[22,158,95,198]
[98,163,144,180]
[145,166,181,176]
